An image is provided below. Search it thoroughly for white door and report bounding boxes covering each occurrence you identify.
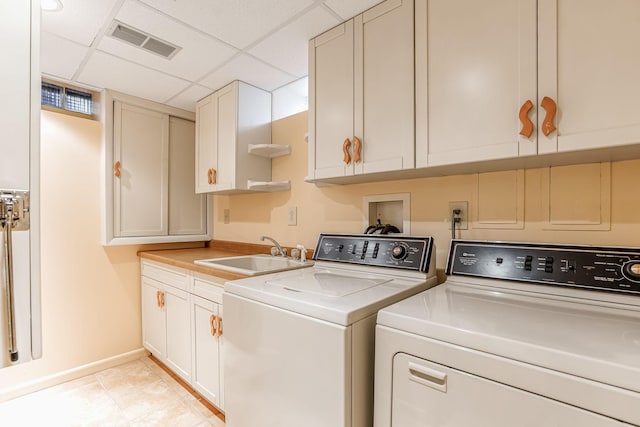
[195,94,217,194]
[164,284,191,382]
[391,353,631,426]
[214,82,237,191]
[357,0,415,174]
[113,102,168,236]
[168,117,207,235]
[310,21,356,179]
[191,295,222,408]
[0,0,39,368]
[141,277,166,359]
[538,0,640,154]
[417,0,537,167]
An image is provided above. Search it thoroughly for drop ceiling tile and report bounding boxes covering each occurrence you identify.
[249,6,340,78]
[199,54,295,92]
[99,0,238,81]
[164,85,213,112]
[323,0,385,20]
[41,32,89,80]
[42,0,121,46]
[77,51,190,103]
[138,0,315,49]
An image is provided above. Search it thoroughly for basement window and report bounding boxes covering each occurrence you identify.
[41,81,95,117]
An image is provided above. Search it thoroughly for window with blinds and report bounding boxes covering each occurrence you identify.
[42,82,94,116]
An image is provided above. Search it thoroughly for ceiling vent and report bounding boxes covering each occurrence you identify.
[108,21,181,59]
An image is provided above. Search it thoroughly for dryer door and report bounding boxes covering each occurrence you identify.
[391,353,631,427]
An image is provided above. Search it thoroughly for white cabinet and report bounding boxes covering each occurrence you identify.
[141,261,192,382]
[196,81,279,194]
[308,0,415,180]
[113,102,169,237]
[191,273,225,410]
[416,0,640,167]
[141,260,225,411]
[104,91,211,245]
[537,0,640,154]
[415,0,537,167]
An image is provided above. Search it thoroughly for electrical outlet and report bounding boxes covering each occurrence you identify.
[223,209,230,224]
[288,206,297,226]
[448,201,468,230]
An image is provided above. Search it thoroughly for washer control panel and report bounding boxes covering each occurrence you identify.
[313,234,433,272]
[447,240,640,294]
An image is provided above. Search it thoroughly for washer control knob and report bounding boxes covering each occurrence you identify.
[623,261,640,281]
[391,244,407,260]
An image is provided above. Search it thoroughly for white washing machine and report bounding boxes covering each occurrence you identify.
[223,233,438,427]
[374,240,640,426]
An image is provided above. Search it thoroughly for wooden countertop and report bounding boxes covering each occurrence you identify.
[138,240,304,281]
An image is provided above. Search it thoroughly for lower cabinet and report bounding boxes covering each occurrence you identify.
[141,260,225,411]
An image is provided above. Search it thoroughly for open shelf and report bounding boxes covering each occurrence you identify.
[247,180,291,192]
[248,144,291,158]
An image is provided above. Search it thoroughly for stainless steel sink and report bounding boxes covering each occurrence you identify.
[194,254,313,276]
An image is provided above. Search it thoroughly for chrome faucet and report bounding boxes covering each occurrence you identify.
[260,235,287,257]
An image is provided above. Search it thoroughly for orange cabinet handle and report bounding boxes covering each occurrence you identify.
[114,161,121,178]
[210,314,217,336]
[343,138,352,164]
[518,100,534,138]
[216,316,223,337]
[211,169,217,184]
[207,169,212,185]
[158,291,165,308]
[541,96,557,136]
[353,136,362,163]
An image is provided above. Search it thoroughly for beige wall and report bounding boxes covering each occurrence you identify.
[0,111,191,398]
[214,111,640,271]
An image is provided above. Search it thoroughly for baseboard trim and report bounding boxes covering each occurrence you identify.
[0,348,148,402]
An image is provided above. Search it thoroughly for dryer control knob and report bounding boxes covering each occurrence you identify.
[623,261,640,281]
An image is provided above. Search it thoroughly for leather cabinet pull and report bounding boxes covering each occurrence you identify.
[540,96,558,137]
[518,100,534,138]
[343,138,352,165]
[353,136,362,163]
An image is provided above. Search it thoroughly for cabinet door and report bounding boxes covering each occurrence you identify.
[416,0,537,167]
[164,284,191,382]
[215,82,237,191]
[113,102,168,236]
[356,0,415,174]
[168,117,207,235]
[538,0,640,154]
[195,94,217,194]
[309,21,355,179]
[191,295,222,408]
[141,277,166,359]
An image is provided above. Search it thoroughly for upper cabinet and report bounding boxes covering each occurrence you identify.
[308,0,415,180]
[103,91,211,246]
[537,0,640,154]
[196,81,287,194]
[416,0,640,167]
[416,0,537,167]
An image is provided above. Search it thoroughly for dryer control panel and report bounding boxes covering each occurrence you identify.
[447,240,640,294]
[313,234,434,272]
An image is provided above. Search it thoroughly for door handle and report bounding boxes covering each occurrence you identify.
[114,161,121,178]
[540,96,557,136]
[343,138,352,165]
[210,314,217,336]
[518,100,534,138]
[1,191,30,363]
[352,136,362,163]
[408,361,447,393]
[216,316,223,337]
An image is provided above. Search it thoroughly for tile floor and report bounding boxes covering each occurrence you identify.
[0,356,225,426]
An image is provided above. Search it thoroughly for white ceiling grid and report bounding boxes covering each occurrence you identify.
[41,0,384,111]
